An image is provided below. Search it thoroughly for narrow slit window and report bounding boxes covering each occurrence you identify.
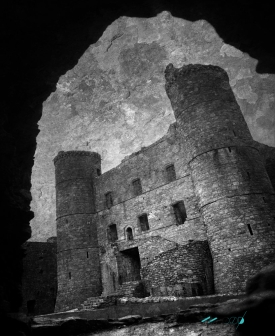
[233,130,236,136]
[69,272,71,279]
[166,164,176,182]
[132,178,142,196]
[126,227,133,241]
[87,251,89,258]
[172,201,187,225]
[138,214,150,231]
[247,171,250,179]
[108,224,118,242]
[105,192,113,209]
[263,197,266,203]
[247,224,253,235]
[228,147,231,152]
[97,168,101,176]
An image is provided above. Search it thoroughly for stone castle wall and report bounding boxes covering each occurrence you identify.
[142,240,214,297]
[95,128,206,246]
[53,128,213,309]
[93,126,209,298]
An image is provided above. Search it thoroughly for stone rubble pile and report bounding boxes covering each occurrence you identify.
[118,296,180,304]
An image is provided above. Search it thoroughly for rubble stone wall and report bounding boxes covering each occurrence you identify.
[141,240,214,297]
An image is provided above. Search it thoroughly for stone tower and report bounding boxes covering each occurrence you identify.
[165,64,275,294]
[53,151,102,311]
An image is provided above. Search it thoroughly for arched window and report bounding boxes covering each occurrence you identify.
[126,227,133,241]
[105,192,113,209]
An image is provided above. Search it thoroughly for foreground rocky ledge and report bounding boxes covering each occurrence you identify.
[29,294,242,335]
[9,263,275,335]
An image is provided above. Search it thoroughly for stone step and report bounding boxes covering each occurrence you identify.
[118,281,141,296]
[80,295,120,310]
[85,298,104,304]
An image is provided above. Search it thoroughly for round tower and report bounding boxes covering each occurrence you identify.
[165,64,275,294]
[53,151,102,311]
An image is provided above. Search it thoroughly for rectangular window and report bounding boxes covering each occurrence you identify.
[138,214,149,231]
[166,164,176,182]
[108,224,118,242]
[97,168,101,176]
[132,178,142,196]
[172,201,187,225]
[105,192,113,209]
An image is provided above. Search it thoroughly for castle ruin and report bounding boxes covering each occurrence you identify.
[53,64,275,312]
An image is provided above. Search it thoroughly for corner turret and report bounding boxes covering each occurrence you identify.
[165,63,275,294]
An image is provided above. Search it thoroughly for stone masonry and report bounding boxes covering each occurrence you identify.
[54,152,102,311]
[53,64,275,312]
[165,63,275,294]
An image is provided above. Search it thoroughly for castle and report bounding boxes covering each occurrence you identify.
[53,64,275,312]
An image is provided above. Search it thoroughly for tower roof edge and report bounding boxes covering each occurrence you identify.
[53,150,101,164]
